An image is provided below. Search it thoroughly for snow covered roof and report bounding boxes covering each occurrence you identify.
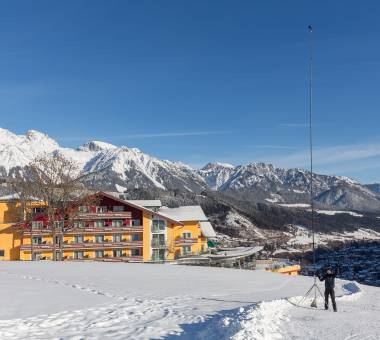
[0,194,20,201]
[207,246,263,259]
[158,206,208,222]
[105,192,162,208]
[99,192,183,226]
[199,221,216,238]
[126,200,162,208]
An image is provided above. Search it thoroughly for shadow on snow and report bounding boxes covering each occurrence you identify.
[163,303,258,340]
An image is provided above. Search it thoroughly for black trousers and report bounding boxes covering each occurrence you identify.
[325,288,337,311]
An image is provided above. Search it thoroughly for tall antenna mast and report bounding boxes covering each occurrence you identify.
[297,26,324,309]
[308,25,316,271]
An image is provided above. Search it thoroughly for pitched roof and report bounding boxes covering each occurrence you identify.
[126,200,162,208]
[158,206,208,222]
[104,192,162,208]
[0,194,20,201]
[99,192,182,225]
[199,221,217,238]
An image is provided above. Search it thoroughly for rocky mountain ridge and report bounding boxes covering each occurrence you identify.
[1,128,380,213]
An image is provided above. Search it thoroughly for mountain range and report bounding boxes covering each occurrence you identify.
[1,128,380,214]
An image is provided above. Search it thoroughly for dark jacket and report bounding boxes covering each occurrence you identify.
[319,270,337,289]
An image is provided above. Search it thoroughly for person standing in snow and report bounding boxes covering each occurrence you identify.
[319,267,337,312]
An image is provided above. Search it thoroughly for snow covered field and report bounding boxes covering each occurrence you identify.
[0,262,379,339]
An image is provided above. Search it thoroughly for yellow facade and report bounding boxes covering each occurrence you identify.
[168,221,208,260]
[142,211,152,262]
[0,193,211,263]
[0,200,22,260]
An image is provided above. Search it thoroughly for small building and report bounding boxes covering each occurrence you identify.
[264,259,301,276]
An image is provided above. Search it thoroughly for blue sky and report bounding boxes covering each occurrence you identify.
[1,1,380,183]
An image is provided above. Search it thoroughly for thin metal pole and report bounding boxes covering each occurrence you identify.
[308,25,316,284]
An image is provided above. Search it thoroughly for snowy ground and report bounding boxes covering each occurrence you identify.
[0,262,379,339]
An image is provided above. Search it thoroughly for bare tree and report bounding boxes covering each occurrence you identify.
[8,169,37,260]
[27,154,86,260]
[9,154,99,260]
[9,152,104,260]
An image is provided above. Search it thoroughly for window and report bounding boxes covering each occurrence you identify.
[74,221,84,228]
[152,249,165,261]
[152,219,165,232]
[112,220,123,227]
[94,220,105,228]
[32,237,42,245]
[182,232,192,239]
[113,206,124,212]
[96,206,107,213]
[32,252,42,260]
[54,221,63,228]
[131,234,140,241]
[152,234,165,247]
[78,206,89,213]
[74,235,84,243]
[131,219,141,226]
[74,251,84,259]
[31,221,43,229]
[95,250,104,258]
[182,246,191,255]
[113,234,122,242]
[0,250,5,257]
[95,235,104,243]
[32,207,44,214]
[113,249,122,257]
[55,236,61,245]
[131,249,140,256]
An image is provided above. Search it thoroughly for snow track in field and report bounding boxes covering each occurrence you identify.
[0,271,201,340]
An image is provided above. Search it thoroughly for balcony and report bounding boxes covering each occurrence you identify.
[66,226,143,233]
[92,255,143,262]
[22,225,143,235]
[20,240,143,251]
[20,242,53,251]
[174,237,198,246]
[64,241,143,250]
[67,255,144,262]
[75,211,132,220]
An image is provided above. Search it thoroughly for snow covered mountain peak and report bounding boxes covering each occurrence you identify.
[80,140,117,152]
[0,128,16,141]
[0,128,59,172]
[202,162,235,171]
[25,129,59,149]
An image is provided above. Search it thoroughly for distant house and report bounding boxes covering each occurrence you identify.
[0,192,216,262]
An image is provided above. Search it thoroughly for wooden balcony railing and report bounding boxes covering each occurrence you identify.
[22,225,143,235]
[20,243,53,250]
[20,240,143,251]
[75,211,132,219]
[174,238,198,245]
[67,255,144,262]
